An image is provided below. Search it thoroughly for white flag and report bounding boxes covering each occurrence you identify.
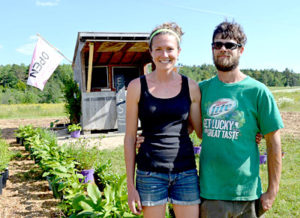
[27,36,63,90]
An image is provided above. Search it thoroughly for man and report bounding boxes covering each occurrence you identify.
[199,21,284,217]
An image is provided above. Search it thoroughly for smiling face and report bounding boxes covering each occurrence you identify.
[212,34,244,72]
[150,33,181,72]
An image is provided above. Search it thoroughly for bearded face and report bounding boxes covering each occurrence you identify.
[212,37,242,72]
[213,50,240,72]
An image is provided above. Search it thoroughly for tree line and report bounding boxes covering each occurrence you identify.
[0,64,299,104]
[179,64,300,87]
[0,64,73,104]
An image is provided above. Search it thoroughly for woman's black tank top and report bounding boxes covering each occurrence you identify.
[136,74,196,173]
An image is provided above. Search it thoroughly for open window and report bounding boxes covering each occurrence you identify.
[112,67,140,89]
[85,66,109,91]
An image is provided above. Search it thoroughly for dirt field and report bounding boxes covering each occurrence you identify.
[0,112,299,217]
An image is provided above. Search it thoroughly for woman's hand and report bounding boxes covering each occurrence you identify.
[127,186,142,215]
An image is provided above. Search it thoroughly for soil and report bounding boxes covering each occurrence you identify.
[0,112,299,217]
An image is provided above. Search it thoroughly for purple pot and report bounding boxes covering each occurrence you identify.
[194,146,201,155]
[71,130,80,138]
[80,169,95,183]
[260,154,267,164]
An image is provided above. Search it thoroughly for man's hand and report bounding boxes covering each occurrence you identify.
[260,130,282,211]
[127,187,142,215]
[256,133,263,144]
[260,191,276,211]
[136,134,144,151]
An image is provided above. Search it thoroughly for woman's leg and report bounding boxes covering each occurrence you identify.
[143,204,167,218]
[173,204,199,218]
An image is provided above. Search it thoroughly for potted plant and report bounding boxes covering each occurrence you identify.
[189,131,202,155]
[258,142,267,164]
[193,144,202,155]
[94,160,121,191]
[259,153,267,164]
[77,146,99,184]
[68,123,82,138]
[66,139,99,183]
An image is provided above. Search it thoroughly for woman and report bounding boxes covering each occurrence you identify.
[124,22,201,218]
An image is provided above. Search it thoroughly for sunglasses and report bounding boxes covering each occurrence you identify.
[212,41,242,50]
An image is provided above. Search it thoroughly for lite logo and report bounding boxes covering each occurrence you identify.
[208,98,237,117]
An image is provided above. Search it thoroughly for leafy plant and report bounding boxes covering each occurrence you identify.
[63,78,81,124]
[14,125,34,139]
[65,138,99,170]
[101,175,133,217]
[189,131,202,146]
[70,176,138,218]
[50,119,60,128]
[68,123,82,132]
[94,160,121,191]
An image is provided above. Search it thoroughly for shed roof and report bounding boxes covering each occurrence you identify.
[73,32,152,66]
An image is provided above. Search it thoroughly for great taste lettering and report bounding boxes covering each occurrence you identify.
[204,98,241,140]
[204,118,240,140]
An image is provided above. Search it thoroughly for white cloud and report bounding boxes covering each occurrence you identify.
[16,43,36,55]
[16,35,38,56]
[29,35,39,41]
[36,0,60,7]
[0,45,3,49]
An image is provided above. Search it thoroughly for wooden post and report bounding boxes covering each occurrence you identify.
[108,66,112,89]
[87,42,94,93]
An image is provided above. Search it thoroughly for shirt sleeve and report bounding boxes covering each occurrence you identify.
[257,87,284,135]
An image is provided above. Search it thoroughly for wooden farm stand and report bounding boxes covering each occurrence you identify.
[72,32,151,133]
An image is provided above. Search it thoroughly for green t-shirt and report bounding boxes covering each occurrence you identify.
[199,75,284,201]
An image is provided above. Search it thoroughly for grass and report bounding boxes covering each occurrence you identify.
[98,146,126,175]
[272,91,300,112]
[268,86,300,112]
[0,103,67,119]
[259,135,300,218]
[268,86,300,91]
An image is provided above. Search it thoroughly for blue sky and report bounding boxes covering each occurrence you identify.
[1,0,299,73]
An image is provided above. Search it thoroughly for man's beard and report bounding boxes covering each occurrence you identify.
[213,54,239,72]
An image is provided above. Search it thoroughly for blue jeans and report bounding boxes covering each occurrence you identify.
[136,169,200,206]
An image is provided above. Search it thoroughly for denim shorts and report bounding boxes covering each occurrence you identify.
[136,169,200,206]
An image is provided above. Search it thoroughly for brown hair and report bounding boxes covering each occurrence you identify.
[212,21,247,46]
[149,22,184,51]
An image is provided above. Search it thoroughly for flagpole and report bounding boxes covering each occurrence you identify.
[37,33,72,63]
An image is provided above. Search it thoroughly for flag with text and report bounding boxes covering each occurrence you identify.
[27,36,63,90]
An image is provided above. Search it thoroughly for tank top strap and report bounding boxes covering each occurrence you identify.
[180,74,191,101]
[139,75,148,94]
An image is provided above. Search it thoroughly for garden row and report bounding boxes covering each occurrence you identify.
[14,125,139,217]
